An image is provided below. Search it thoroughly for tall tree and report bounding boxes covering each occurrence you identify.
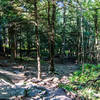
[94,9,99,63]
[48,0,56,72]
[34,0,41,79]
[61,1,66,63]
[77,0,84,71]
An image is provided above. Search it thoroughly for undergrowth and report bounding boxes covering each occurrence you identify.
[59,64,100,100]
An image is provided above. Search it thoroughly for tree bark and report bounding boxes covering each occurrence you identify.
[80,16,84,73]
[20,25,22,60]
[94,9,99,63]
[76,5,81,63]
[8,24,16,60]
[76,0,84,72]
[61,2,66,63]
[48,0,56,72]
[34,0,41,80]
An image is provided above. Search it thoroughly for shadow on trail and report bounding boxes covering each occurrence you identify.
[0,56,81,99]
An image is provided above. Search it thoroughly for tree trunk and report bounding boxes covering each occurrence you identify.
[47,0,51,61]
[8,24,16,60]
[61,2,66,63]
[26,31,31,56]
[76,0,84,72]
[20,25,22,60]
[34,0,41,80]
[76,7,81,63]
[48,0,56,72]
[3,27,6,56]
[80,16,84,72]
[0,32,3,55]
[94,9,99,64]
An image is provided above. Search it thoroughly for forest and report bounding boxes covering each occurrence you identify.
[0,0,100,99]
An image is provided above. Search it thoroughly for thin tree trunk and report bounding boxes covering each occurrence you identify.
[20,25,22,60]
[47,0,51,62]
[76,7,81,63]
[8,24,16,60]
[77,0,84,72]
[61,2,66,63]
[26,31,30,56]
[80,16,84,72]
[34,0,41,80]
[94,9,98,63]
[3,27,6,56]
[0,31,3,55]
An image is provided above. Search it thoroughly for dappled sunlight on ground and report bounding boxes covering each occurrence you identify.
[0,58,80,99]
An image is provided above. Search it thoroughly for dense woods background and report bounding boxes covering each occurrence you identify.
[0,0,100,74]
[0,0,100,99]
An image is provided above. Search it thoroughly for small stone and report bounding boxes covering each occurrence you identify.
[51,83,58,88]
[31,78,41,83]
[13,70,20,74]
[53,77,59,83]
[15,80,25,85]
[52,95,72,100]
[62,76,68,79]
[38,81,45,85]
[43,77,53,82]
[60,76,70,84]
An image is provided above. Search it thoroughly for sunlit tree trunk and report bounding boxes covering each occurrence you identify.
[34,0,41,80]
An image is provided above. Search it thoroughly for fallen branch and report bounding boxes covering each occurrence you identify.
[86,75,100,84]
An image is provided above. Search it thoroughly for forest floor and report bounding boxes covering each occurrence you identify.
[0,56,80,100]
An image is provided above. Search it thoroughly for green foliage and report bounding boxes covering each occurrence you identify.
[59,84,73,91]
[0,0,99,64]
[59,64,100,99]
